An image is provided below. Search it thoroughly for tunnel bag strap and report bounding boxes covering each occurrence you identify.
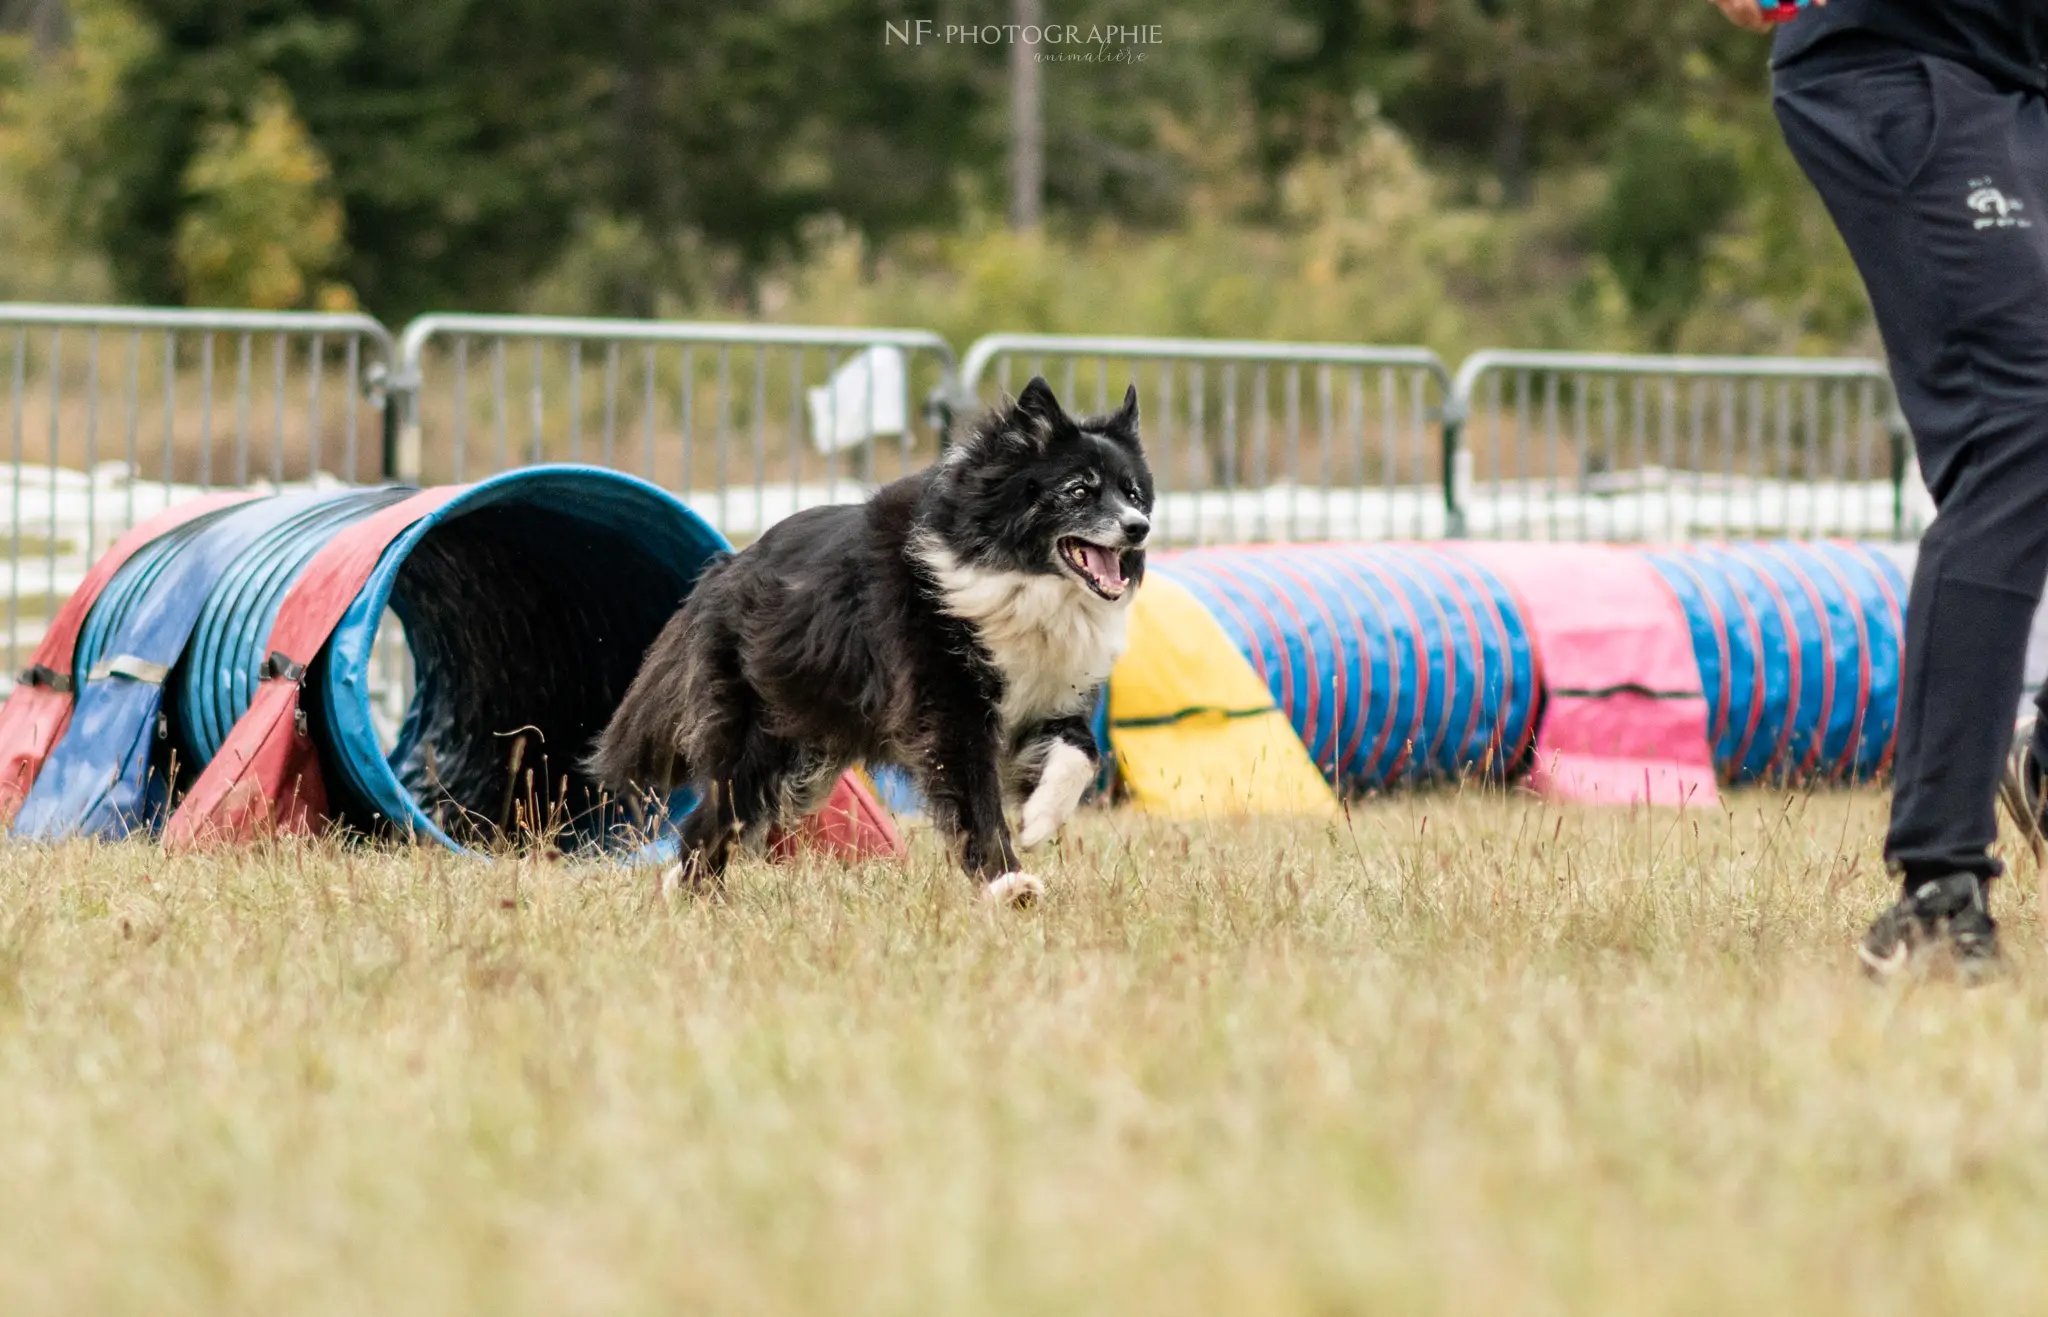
[87,655,173,685]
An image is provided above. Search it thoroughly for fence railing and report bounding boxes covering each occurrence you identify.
[391,314,959,543]
[1441,350,1916,542]
[0,303,1935,655]
[0,303,393,682]
[959,333,1454,546]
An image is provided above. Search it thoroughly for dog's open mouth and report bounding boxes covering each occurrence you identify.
[1058,537,1130,600]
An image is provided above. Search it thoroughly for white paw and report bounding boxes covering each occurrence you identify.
[983,871,1045,908]
[1017,742,1093,850]
[658,862,687,900]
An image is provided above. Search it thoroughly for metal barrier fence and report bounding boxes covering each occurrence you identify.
[0,303,393,683]
[1442,350,1917,542]
[0,302,1937,700]
[958,333,1454,546]
[390,314,958,543]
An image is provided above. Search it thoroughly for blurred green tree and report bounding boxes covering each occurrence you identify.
[1,0,1867,356]
[1595,107,1742,347]
[90,0,605,316]
[1226,0,1763,204]
[173,77,350,309]
[81,0,1008,318]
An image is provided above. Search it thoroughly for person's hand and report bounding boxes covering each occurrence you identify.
[1707,0,1824,33]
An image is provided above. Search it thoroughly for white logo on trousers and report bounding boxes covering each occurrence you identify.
[1968,177,2033,229]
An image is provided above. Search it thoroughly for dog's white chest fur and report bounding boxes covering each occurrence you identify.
[918,544,1129,729]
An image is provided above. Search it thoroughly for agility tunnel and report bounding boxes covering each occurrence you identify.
[0,479,1928,850]
[1106,540,1915,816]
[1110,546,1538,818]
[1644,542,1908,785]
[0,466,900,859]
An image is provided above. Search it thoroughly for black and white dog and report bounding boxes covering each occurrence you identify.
[590,376,1153,905]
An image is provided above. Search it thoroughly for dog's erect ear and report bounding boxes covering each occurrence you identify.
[978,375,1067,457]
[1105,383,1139,438]
[1012,376,1063,432]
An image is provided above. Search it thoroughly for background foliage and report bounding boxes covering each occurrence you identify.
[0,0,1876,358]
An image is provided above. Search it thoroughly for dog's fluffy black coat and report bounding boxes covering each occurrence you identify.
[590,376,1154,897]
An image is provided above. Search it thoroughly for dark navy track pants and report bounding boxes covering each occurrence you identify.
[1775,34,2048,884]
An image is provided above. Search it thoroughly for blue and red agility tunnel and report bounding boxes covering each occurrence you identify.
[1645,543,1907,785]
[0,466,901,860]
[0,463,1927,852]
[1107,539,1914,815]
[1155,544,1541,789]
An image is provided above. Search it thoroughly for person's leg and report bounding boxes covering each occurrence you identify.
[1891,423,2048,875]
[1774,41,2048,960]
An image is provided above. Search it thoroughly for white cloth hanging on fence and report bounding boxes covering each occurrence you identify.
[807,346,906,454]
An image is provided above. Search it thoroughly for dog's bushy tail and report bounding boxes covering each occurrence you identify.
[586,606,698,794]
[588,552,742,795]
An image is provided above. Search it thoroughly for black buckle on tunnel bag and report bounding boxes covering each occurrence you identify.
[259,651,307,684]
[16,664,73,694]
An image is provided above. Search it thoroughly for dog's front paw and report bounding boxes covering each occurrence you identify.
[657,862,689,900]
[982,871,1045,909]
[1017,742,1094,850]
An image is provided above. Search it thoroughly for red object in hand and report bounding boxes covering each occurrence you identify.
[1764,1,1805,21]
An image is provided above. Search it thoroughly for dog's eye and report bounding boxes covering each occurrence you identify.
[1122,480,1140,502]
[1065,481,1090,500]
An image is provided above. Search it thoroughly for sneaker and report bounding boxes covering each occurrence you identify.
[1858,872,2002,983]
[1997,716,2048,862]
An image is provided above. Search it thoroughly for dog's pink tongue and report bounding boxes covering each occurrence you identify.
[1080,544,1125,588]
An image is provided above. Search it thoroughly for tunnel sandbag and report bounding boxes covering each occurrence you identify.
[1644,542,1907,784]
[1152,544,1539,791]
[316,466,730,854]
[163,489,463,850]
[0,492,262,822]
[1453,543,1717,808]
[16,490,385,840]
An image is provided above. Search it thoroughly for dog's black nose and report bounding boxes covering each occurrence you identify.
[1121,513,1151,545]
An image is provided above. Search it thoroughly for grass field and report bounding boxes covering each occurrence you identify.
[0,787,2044,1315]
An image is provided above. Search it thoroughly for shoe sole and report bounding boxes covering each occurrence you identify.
[1858,937,2005,986]
[1858,939,1913,982]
